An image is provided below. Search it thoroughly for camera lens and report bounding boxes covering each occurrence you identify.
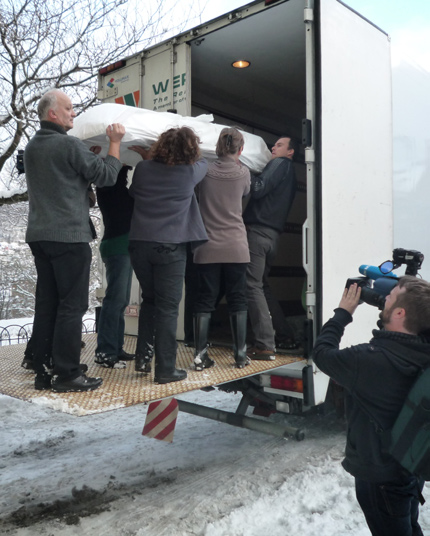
[360,287,386,310]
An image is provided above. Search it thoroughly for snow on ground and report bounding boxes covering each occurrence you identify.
[1,387,429,535]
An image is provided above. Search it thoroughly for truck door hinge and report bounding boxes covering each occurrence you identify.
[305,148,315,164]
[228,11,242,22]
[304,8,314,22]
[305,292,316,307]
[302,119,312,147]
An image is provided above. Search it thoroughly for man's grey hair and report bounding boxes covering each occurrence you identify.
[37,89,61,121]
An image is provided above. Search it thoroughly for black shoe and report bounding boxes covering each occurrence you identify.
[118,350,135,361]
[247,346,276,361]
[94,353,126,369]
[21,357,34,370]
[135,355,152,373]
[276,340,301,352]
[51,374,103,393]
[35,373,52,390]
[154,369,187,384]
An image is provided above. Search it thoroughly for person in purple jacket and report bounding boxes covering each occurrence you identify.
[128,127,208,384]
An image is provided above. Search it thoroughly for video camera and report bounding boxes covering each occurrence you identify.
[346,248,424,310]
[16,150,25,174]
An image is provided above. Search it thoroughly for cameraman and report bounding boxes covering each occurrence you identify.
[313,276,430,536]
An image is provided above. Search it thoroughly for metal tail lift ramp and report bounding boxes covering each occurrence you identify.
[0,334,305,440]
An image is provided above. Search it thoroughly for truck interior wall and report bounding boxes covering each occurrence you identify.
[189,0,308,342]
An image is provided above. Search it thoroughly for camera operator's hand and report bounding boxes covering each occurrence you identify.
[339,283,362,315]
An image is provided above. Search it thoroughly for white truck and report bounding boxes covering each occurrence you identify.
[95,0,396,425]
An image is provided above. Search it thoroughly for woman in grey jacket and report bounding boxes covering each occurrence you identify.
[193,128,251,369]
[129,127,208,384]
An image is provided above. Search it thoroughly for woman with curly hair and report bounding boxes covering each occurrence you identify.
[128,127,208,384]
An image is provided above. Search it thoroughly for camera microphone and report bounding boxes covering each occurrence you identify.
[359,265,398,281]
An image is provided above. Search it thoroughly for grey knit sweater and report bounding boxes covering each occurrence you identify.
[24,121,122,243]
[193,156,250,264]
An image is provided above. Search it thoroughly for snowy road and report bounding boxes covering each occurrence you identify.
[1,389,429,535]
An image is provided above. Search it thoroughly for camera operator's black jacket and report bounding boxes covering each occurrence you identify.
[313,308,430,483]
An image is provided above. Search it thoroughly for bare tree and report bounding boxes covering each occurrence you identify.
[0,0,198,203]
[0,201,104,319]
[0,239,36,319]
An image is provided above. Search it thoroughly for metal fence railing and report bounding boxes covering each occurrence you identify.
[0,318,96,346]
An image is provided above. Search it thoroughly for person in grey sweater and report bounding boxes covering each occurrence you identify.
[193,128,251,369]
[24,89,125,393]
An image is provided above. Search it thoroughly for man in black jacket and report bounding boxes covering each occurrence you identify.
[95,164,135,369]
[313,276,430,536]
[244,136,298,360]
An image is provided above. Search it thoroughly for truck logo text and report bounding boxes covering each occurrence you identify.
[152,73,186,95]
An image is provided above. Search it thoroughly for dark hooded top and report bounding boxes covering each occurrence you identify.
[242,156,296,233]
[313,307,430,482]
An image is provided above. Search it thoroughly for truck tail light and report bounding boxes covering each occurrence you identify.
[270,375,303,393]
[99,60,126,76]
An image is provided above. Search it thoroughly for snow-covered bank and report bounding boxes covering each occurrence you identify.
[1,388,429,535]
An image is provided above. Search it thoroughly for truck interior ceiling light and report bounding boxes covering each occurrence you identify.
[232,60,250,69]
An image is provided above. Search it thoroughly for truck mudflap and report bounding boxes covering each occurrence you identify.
[0,333,305,416]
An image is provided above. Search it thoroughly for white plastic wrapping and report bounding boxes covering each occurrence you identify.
[69,104,271,171]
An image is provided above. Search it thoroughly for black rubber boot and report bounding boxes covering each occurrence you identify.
[230,311,250,368]
[193,313,215,371]
[135,342,153,373]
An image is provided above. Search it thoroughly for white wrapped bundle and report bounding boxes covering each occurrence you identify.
[69,103,271,172]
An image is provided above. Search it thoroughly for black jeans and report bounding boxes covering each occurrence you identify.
[29,241,91,381]
[194,263,248,313]
[355,476,425,536]
[184,244,199,342]
[129,241,187,375]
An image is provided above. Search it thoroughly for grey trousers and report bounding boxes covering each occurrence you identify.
[246,225,280,350]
